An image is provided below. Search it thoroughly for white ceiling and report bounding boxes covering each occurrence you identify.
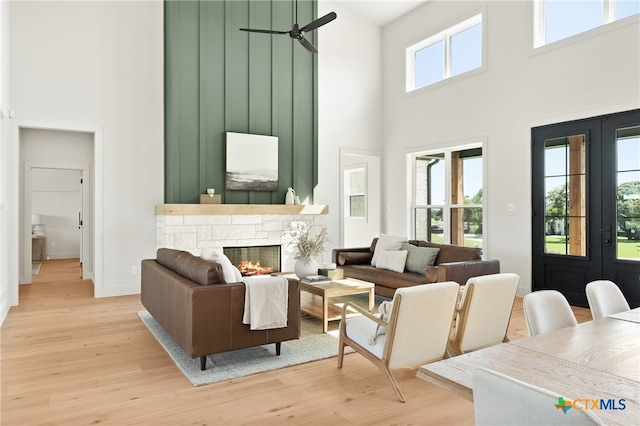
[328,0,429,27]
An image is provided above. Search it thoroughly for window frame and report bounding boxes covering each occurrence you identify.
[344,164,367,221]
[405,11,485,93]
[409,140,486,249]
[533,0,639,48]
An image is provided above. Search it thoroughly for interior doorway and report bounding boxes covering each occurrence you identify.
[340,149,381,247]
[19,128,94,285]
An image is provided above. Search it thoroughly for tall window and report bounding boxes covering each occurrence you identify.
[544,135,587,256]
[406,13,484,92]
[534,0,640,47]
[413,146,484,249]
[345,166,366,219]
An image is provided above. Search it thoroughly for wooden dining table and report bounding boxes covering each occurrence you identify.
[417,308,640,425]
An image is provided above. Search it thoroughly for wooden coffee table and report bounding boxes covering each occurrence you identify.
[299,278,375,333]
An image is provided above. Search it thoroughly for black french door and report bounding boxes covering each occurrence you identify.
[532,109,640,308]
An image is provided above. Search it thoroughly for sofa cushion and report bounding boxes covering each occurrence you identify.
[156,248,186,272]
[376,249,408,273]
[201,247,237,283]
[371,233,406,266]
[410,240,481,265]
[402,242,440,275]
[175,251,225,286]
[338,251,373,265]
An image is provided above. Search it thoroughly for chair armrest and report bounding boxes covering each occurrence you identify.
[341,301,386,327]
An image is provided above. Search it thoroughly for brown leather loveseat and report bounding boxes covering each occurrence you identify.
[332,239,500,298]
[141,248,300,370]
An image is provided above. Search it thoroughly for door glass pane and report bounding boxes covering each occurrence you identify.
[616,126,640,260]
[544,135,586,256]
[415,207,444,243]
[546,218,568,255]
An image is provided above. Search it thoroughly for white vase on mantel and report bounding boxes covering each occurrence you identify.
[285,187,296,205]
[294,258,318,279]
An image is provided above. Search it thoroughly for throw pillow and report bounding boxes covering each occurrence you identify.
[375,249,408,273]
[232,265,243,282]
[402,242,440,275]
[371,233,406,266]
[201,248,237,284]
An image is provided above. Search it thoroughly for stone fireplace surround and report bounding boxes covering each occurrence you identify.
[155,204,329,273]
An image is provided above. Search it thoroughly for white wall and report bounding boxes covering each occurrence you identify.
[0,0,10,323]
[317,0,383,252]
[382,1,640,294]
[7,0,163,301]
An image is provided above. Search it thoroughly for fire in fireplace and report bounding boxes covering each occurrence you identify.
[223,245,281,277]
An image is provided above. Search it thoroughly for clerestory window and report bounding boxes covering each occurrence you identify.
[405,13,484,92]
[534,0,640,48]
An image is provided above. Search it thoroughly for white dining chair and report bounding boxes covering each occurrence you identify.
[473,368,603,425]
[448,273,520,356]
[585,280,630,320]
[337,281,460,402]
[523,290,577,336]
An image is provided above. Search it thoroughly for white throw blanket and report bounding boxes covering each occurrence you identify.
[242,275,288,330]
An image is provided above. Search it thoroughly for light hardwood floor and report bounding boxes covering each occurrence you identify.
[1,259,591,425]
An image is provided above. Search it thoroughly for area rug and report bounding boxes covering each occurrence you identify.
[138,310,354,387]
[31,261,42,275]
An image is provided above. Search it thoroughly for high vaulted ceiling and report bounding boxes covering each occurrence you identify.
[327,0,429,27]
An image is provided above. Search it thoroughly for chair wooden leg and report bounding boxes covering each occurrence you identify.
[337,322,345,368]
[275,342,281,355]
[380,364,406,403]
[200,356,206,370]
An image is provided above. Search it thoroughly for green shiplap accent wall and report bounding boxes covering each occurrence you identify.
[165,0,318,204]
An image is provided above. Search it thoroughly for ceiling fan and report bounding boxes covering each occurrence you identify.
[239,0,337,54]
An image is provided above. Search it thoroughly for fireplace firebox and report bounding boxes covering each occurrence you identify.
[223,245,281,277]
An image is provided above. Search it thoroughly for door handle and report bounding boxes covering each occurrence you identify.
[603,225,611,245]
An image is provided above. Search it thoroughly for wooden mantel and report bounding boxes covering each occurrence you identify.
[155,204,329,215]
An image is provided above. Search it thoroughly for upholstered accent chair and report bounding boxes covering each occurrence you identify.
[448,273,520,356]
[585,280,630,320]
[523,290,577,336]
[473,368,602,425]
[337,281,460,402]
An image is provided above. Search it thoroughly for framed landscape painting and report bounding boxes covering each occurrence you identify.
[225,132,279,191]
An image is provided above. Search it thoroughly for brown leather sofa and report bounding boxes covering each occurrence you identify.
[141,248,300,370]
[332,239,500,298]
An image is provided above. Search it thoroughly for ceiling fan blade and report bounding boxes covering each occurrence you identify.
[300,11,336,33]
[239,28,288,35]
[297,36,318,54]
